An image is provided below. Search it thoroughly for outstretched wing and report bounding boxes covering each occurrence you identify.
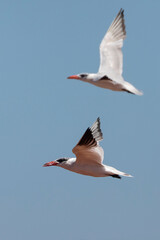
[72,118,104,164]
[98,9,126,76]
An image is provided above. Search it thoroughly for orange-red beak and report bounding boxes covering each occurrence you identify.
[43,161,58,167]
[67,75,80,80]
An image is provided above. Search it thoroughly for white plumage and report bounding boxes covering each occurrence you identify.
[68,9,143,95]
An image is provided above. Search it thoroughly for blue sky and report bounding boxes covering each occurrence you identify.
[0,0,159,239]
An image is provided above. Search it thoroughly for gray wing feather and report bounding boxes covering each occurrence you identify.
[76,117,103,148]
[72,118,104,164]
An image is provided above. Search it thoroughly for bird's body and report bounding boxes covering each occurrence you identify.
[58,158,129,178]
[57,158,107,177]
[68,9,143,96]
[43,118,132,179]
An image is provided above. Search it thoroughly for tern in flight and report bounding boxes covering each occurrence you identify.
[43,118,132,179]
[68,9,143,95]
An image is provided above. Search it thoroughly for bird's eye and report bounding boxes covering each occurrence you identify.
[80,74,87,78]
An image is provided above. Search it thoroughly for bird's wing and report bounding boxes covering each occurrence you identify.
[72,118,104,165]
[98,9,126,76]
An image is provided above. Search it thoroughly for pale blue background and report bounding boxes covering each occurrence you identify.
[0,0,159,239]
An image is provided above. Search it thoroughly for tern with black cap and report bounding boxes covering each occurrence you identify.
[43,118,132,179]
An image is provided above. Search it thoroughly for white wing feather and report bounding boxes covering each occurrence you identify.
[98,9,126,76]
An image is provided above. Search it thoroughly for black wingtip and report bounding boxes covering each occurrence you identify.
[119,8,124,13]
[111,174,121,179]
[118,8,124,19]
[77,117,103,147]
[97,117,100,124]
[91,117,103,142]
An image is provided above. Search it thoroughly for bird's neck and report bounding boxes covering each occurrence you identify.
[87,73,100,81]
[59,158,76,169]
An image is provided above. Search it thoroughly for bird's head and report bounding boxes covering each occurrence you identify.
[67,73,89,80]
[43,158,69,167]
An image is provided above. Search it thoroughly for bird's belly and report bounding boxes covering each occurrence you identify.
[63,164,108,177]
[90,79,123,91]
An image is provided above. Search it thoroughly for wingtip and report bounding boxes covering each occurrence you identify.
[111,174,121,179]
[97,117,100,124]
[91,117,103,142]
[118,8,124,16]
[121,8,124,14]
